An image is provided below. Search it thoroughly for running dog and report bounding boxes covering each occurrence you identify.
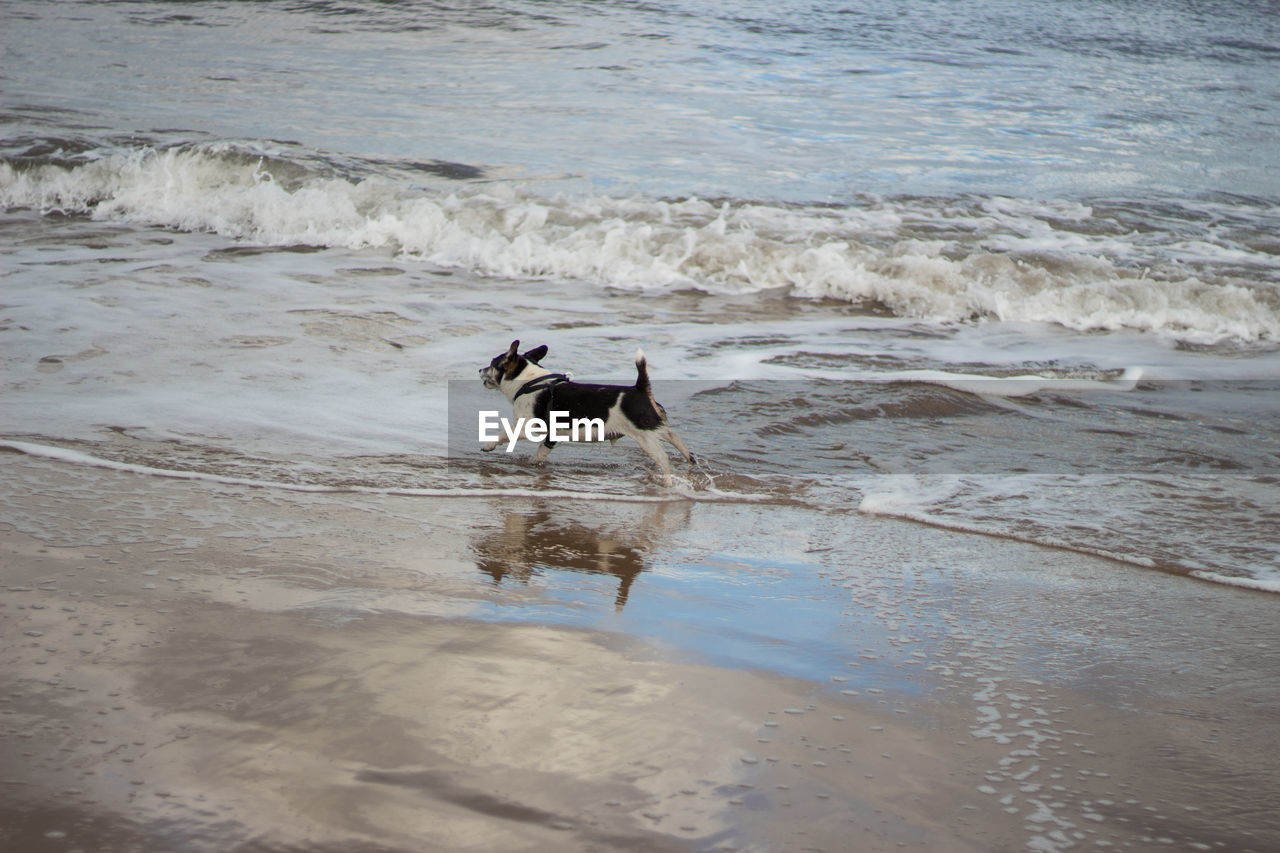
[479,340,694,485]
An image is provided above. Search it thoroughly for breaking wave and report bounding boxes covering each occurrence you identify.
[3,139,1278,344]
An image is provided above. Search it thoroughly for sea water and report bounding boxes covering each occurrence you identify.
[2,0,1278,590]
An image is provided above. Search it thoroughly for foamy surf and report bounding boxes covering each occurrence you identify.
[4,141,1278,345]
[1189,571,1280,595]
[869,367,1146,398]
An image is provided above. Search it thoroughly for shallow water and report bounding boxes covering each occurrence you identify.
[2,0,1279,591]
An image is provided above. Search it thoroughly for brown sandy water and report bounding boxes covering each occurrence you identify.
[3,452,1279,853]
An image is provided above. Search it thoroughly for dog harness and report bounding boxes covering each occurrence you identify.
[513,373,570,401]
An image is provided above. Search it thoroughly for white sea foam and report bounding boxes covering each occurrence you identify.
[1189,571,1280,595]
[870,367,1146,398]
[4,143,1278,344]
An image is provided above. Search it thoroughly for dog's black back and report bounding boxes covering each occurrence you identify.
[532,382,665,442]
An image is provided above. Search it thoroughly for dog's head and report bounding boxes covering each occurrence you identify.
[479,340,548,391]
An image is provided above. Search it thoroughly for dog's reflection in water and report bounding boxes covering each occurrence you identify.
[472,505,684,611]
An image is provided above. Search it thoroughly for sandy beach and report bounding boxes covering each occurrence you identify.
[3,450,1278,853]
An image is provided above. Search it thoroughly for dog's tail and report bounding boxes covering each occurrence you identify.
[634,348,650,393]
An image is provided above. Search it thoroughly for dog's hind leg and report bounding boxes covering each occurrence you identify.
[662,428,695,465]
[632,431,673,486]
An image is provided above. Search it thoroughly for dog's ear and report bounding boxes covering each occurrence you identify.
[501,339,523,378]
[524,344,548,364]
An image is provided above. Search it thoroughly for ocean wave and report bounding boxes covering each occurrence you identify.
[3,140,1278,343]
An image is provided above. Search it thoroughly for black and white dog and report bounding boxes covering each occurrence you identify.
[479,340,694,485]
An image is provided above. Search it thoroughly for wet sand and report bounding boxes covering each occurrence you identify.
[2,451,1279,853]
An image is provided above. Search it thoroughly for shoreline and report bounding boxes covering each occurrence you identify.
[2,452,1278,852]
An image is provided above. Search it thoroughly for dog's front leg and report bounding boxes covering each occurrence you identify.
[481,440,499,452]
[532,442,554,466]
